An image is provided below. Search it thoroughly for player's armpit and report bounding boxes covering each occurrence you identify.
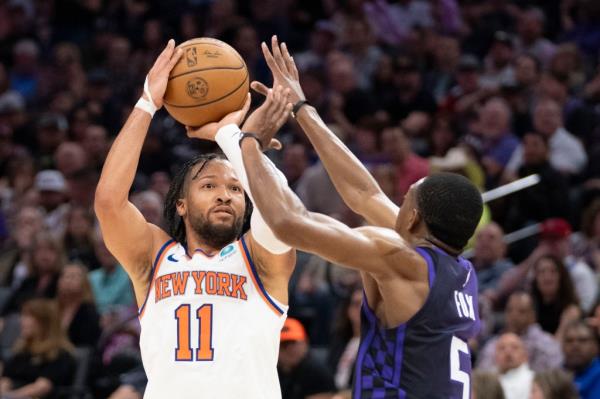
[275,211,420,279]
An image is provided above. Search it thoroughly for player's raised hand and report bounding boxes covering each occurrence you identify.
[258,36,305,104]
[242,85,292,150]
[145,39,183,109]
[186,93,252,141]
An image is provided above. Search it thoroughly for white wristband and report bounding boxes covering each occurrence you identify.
[135,97,157,117]
[134,75,158,117]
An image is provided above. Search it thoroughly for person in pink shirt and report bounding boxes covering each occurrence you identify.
[381,127,430,203]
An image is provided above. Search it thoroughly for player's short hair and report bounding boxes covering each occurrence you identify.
[416,173,483,250]
[164,154,252,246]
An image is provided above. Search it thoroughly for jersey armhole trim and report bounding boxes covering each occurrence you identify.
[138,238,176,319]
[239,237,285,316]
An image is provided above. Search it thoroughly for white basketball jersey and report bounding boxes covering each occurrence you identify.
[138,237,288,399]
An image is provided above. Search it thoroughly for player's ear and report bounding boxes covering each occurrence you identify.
[176,198,186,217]
[407,208,421,232]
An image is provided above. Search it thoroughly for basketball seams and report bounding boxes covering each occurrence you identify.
[168,66,246,81]
[164,72,249,109]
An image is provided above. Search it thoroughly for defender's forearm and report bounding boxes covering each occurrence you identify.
[296,106,382,211]
[240,139,306,241]
[96,109,151,207]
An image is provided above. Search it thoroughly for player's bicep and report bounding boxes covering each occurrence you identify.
[95,201,164,280]
[287,212,399,276]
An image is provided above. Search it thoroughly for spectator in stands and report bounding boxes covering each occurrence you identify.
[471,371,505,399]
[493,218,598,313]
[562,321,600,399]
[440,54,484,118]
[278,318,336,399]
[328,286,362,391]
[130,190,163,229]
[294,20,337,72]
[481,31,515,89]
[515,8,556,66]
[494,332,534,399]
[2,232,64,316]
[54,142,88,178]
[537,71,596,144]
[282,143,309,192]
[382,55,437,124]
[296,161,346,219]
[506,98,587,177]
[81,124,109,172]
[588,301,600,336]
[327,53,376,126]
[56,262,101,347]
[34,169,70,237]
[0,299,75,398]
[341,18,382,90]
[380,127,429,203]
[531,255,581,339]
[0,206,44,289]
[471,97,519,186]
[35,114,69,170]
[477,292,563,372]
[503,132,569,231]
[149,172,171,202]
[514,53,541,94]
[572,200,600,271]
[530,369,579,399]
[62,205,99,269]
[472,222,513,294]
[89,230,134,316]
[9,39,40,103]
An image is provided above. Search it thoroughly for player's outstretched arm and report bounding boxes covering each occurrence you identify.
[240,128,416,277]
[95,40,182,299]
[258,36,399,229]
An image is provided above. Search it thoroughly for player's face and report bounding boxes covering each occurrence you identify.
[183,160,246,248]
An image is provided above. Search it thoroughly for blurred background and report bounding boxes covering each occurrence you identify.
[0,0,600,398]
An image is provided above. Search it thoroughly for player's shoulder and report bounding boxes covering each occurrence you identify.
[353,225,408,251]
[353,226,426,276]
[149,224,178,261]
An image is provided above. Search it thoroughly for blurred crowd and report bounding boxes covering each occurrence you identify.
[0,0,600,398]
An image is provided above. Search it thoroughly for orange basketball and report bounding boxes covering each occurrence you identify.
[163,38,249,127]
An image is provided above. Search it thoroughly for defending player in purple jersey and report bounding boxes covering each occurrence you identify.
[197,37,484,399]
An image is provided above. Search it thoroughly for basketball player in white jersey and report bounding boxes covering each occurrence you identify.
[95,40,296,399]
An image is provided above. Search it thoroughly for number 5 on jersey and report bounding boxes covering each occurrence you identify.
[174,304,214,361]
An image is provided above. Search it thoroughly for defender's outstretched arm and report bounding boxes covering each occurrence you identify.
[258,36,399,229]
[240,136,407,277]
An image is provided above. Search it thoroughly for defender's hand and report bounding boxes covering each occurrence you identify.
[145,39,183,109]
[186,94,252,141]
[242,85,291,150]
[257,36,305,104]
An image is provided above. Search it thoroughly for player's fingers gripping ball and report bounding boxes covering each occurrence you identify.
[163,38,249,127]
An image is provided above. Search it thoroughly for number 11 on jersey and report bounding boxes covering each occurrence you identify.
[174,304,214,361]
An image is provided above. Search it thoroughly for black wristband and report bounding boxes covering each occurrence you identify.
[291,100,309,118]
[239,132,263,150]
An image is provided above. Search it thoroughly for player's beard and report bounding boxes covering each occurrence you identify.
[188,209,243,249]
